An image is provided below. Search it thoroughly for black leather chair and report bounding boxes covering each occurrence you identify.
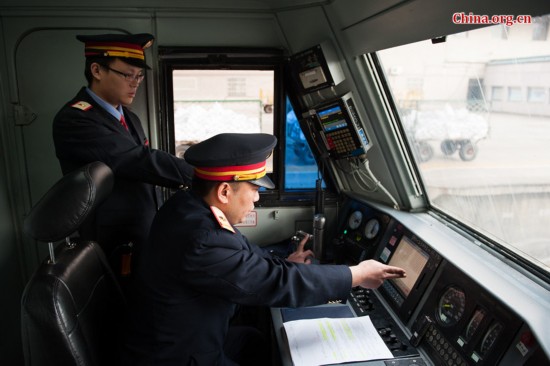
[21,161,126,366]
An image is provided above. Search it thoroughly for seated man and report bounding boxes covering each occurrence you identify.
[122,133,406,366]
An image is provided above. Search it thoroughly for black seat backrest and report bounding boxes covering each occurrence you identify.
[21,161,125,366]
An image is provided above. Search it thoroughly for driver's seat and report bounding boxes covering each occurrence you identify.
[20,161,126,366]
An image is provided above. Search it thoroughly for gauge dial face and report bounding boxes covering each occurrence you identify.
[348,211,363,230]
[364,218,380,239]
[480,322,503,354]
[465,308,486,340]
[437,286,466,326]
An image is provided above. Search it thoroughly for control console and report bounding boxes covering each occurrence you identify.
[409,261,524,365]
[349,287,418,359]
[332,198,547,365]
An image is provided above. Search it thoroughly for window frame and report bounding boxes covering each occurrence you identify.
[157,46,336,206]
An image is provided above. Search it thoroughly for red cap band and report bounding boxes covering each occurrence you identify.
[84,41,145,60]
[194,161,267,182]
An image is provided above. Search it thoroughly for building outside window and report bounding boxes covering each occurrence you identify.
[508,87,522,102]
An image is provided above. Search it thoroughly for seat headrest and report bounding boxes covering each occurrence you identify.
[24,161,114,242]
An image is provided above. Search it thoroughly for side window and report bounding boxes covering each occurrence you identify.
[159,49,326,199]
[284,97,324,190]
[171,69,275,174]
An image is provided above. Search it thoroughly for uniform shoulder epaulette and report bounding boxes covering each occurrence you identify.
[71,101,93,111]
[210,206,235,233]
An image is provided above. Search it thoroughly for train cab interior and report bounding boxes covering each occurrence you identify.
[1,0,550,365]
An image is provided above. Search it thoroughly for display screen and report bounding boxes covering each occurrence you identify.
[317,104,348,132]
[388,236,430,297]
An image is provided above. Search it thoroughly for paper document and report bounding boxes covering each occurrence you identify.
[283,316,393,366]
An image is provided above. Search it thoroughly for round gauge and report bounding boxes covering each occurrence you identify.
[347,211,363,230]
[480,322,503,354]
[437,286,466,326]
[364,218,380,239]
[465,308,486,341]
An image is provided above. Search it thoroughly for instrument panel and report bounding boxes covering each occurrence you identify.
[437,286,466,327]
[334,198,547,365]
[410,261,523,365]
[333,203,391,264]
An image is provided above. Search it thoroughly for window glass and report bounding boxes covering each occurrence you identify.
[171,69,324,192]
[533,15,549,41]
[377,17,550,275]
[284,97,324,189]
[508,87,523,102]
[527,87,546,103]
[491,86,504,101]
[172,69,274,173]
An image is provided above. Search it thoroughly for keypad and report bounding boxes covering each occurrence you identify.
[326,129,356,154]
[425,324,468,366]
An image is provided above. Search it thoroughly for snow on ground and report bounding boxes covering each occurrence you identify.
[174,103,261,143]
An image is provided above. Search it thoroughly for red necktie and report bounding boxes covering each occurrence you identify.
[120,114,129,131]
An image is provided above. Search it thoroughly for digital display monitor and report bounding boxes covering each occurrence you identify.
[388,236,430,297]
[317,105,348,132]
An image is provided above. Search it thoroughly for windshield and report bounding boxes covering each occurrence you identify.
[377,16,550,275]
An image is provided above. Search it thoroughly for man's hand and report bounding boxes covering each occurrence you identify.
[286,234,315,264]
[350,259,406,288]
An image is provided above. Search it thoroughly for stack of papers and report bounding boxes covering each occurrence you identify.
[282,315,393,366]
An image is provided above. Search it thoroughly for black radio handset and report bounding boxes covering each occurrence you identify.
[313,178,326,262]
[313,213,326,262]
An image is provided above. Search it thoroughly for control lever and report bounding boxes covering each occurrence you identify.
[313,213,326,261]
[291,230,310,242]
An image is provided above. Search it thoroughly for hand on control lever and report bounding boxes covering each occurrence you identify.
[287,233,315,264]
[350,259,406,289]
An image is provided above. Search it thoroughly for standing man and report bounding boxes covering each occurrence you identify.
[122,133,406,365]
[52,33,193,274]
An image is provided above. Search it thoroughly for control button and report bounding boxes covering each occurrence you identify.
[520,331,535,348]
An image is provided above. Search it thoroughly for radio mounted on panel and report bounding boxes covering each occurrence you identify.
[289,40,345,94]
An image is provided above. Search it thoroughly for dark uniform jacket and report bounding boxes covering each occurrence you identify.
[122,190,352,365]
[52,87,193,257]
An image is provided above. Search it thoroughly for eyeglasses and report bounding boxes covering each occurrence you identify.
[103,65,145,83]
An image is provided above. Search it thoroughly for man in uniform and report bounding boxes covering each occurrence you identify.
[122,133,406,365]
[52,33,193,272]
